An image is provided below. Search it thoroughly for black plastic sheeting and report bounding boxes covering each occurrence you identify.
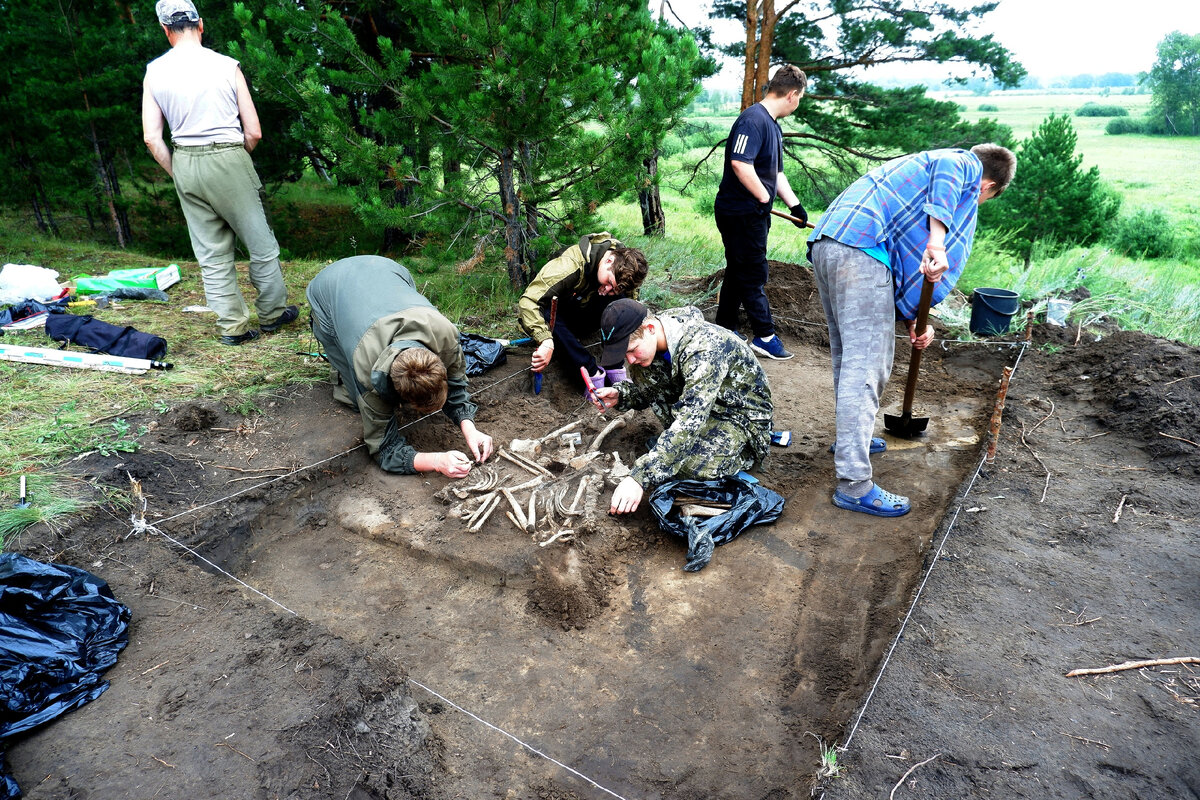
[0,554,131,799]
[648,474,785,572]
[458,333,508,376]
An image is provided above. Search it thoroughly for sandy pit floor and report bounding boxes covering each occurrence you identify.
[7,260,1197,799]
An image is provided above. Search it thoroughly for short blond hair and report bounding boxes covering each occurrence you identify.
[390,347,447,415]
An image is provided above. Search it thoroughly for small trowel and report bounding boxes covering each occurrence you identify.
[15,476,31,509]
[533,296,558,395]
[884,277,935,438]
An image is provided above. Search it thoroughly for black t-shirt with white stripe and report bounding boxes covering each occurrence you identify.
[715,103,782,215]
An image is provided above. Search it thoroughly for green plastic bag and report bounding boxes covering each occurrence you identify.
[74,265,180,294]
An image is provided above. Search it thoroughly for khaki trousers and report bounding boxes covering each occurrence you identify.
[173,143,287,336]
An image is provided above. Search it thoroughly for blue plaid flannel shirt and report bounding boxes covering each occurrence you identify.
[808,149,983,319]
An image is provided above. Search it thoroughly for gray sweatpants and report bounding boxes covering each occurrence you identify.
[810,238,896,497]
[173,143,288,336]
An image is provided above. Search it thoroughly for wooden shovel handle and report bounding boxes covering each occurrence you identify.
[769,209,815,229]
[901,277,936,415]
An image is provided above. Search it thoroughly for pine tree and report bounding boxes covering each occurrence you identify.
[236,0,709,284]
[980,114,1121,265]
[0,0,153,244]
[707,0,1025,201]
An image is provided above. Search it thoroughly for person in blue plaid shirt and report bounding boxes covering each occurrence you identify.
[807,145,1016,517]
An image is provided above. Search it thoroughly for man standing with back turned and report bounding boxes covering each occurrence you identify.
[713,64,809,361]
[142,0,298,345]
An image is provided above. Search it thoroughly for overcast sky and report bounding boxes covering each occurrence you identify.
[659,0,1200,84]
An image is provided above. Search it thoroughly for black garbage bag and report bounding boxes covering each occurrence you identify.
[648,474,785,572]
[45,313,168,361]
[0,297,69,329]
[106,286,170,302]
[0,554,131,798]
[458,333,507,376]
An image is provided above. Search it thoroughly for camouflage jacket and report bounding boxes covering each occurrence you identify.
[614,306,773,487]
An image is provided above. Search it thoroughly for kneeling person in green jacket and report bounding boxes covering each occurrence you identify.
[307,256,493,477]
[518,232,649,387]
[592,299,774,515]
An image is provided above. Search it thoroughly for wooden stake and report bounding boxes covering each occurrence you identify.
[985,366,1013,465]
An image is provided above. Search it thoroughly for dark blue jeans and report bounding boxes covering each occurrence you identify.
[714,209,773,337]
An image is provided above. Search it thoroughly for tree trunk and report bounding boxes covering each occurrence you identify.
[740,0,759,110]
[87,126,127,248]
[639,153,665,236]
[382,139,420,251]
[755,0,777,98]
[740,0,779,109]
[518,141,540,268]
[497,146,526,288]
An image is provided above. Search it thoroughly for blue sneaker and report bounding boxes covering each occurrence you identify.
[751,335,794,361]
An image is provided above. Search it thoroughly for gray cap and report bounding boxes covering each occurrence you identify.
[156,0,199,25]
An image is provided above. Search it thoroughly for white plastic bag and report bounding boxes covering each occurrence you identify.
[0,263,62,305]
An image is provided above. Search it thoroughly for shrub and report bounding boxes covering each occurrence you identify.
[1105,117,1145,135]
[978,103,999,112]
[1076,102,1129,117]
[1111,209,1179,259]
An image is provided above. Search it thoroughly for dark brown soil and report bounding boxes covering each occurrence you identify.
[6,260,1197,799]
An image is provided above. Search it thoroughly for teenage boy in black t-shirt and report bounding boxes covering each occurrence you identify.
[714,65,808,361]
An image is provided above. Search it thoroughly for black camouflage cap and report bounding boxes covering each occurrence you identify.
[599,298,648,367]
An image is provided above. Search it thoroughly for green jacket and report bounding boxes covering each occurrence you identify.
[517,232,635,344]
[615,306,773,487]
[307,256,475,474]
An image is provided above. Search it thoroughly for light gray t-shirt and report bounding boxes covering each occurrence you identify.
[145,44,244,146]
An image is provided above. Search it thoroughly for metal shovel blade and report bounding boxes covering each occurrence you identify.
[883,409,929,438]
[883,276,936,439]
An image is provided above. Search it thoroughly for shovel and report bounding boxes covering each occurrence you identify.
[884,276,935,438]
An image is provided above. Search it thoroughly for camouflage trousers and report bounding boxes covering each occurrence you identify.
[653,406,770,482]
[810,238,896,497]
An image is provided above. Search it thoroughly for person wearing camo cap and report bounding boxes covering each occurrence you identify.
[142,0,298,345]
[592,299,774,515]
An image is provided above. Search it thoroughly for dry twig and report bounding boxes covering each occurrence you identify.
[889,753,941,799]
[1058,732,1110,750]
[1158,431,1199,448]
[1066,656,1200,678]
[1112,494,1127,523]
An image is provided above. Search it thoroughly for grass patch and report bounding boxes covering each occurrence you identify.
[951,90,1200,216]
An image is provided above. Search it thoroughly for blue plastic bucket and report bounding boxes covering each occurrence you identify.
[969,288,1020,336]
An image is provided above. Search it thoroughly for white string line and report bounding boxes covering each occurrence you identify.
[132,359,636,800]
[407,678,632,800]
[692,300,1026,348]
[839,341,1030,756]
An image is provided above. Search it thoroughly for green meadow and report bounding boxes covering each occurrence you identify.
[951,91,1200,215]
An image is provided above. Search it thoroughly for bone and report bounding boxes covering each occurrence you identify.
[502,488,528,530]
[509,438,542,458]
[539,529,575,547]
[465,491,499,527]
[567,475,589,514]
[468,494,503,531]
[542,420,583,442]
[498,449,544,476]
[677,504,726,518]
[588,410,635,452]
[527,489,537,532]
[504,448,554,478]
